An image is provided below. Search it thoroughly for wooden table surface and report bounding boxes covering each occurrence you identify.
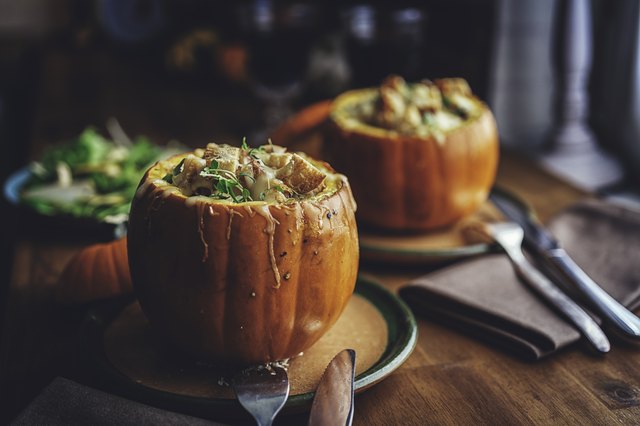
[2,48,640,425]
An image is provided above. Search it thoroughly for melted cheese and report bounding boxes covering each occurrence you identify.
[140,146,351,288]
[333,76,484,138]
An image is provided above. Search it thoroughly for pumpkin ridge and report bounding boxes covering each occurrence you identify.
[98,242,117,300]
[257,208,276,362]
[221,219,238,362]
[196,203,209,262]
[402,138,411,226]
[265,284,276,362]
[461,132,469,218]
[208,208,229,355]
[438,137,450,227]
[282,205,303,358]
[110,239,128,292]
[261,209,275,361]
[114,242,130,293]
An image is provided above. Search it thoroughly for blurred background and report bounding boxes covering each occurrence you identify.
[1,0,640,216]
[0,0,497,147]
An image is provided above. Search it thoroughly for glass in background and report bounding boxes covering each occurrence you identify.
[233,0,324,144]
[340,3,426,88]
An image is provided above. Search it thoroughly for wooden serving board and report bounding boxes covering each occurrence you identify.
[104,294,387,399]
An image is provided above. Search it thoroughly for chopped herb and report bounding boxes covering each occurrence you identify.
[205,172,253,203]
[239,172,255,183]
[248,148,263,159]
[242,187,251,200]
[240,137,266,159]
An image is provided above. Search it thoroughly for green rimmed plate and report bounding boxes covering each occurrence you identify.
[79,275,417,421]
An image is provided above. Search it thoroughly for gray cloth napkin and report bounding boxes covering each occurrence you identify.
[399,199,640,360]
[12,377,224,426]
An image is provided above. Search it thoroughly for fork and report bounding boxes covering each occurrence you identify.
[232,364,290,426]
[480,222,610,354]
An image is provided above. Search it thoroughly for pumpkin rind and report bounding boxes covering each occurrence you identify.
[57,237,132,303]
[127,154,359,365]
[326,87,499,231]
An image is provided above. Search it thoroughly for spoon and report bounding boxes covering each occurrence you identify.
[232,364,290,426]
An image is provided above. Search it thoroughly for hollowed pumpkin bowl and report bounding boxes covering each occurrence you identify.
[127,150,359,365]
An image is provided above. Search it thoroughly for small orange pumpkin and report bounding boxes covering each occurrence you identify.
[57,237,132,304]
[326,80,499,231]
[269,99,333,145]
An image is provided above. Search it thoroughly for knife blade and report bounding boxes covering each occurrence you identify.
[490,189,640,341]
[308,349,356,426]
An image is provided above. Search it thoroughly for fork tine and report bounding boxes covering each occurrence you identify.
[233,365,290,426]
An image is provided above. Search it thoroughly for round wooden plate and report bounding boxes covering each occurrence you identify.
[80,276,417,420]
[357,200,503,264]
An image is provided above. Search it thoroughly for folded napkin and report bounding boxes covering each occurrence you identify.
[399,199,640,360]
[12,377,224,426]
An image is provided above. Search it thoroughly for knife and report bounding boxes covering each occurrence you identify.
[490,189,640,341]
[308,349,356,426]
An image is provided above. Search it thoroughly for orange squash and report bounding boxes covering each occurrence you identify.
[326,82,499,231]
[269,99,333,146]
[57,237,132,303]
[127,149,359,365]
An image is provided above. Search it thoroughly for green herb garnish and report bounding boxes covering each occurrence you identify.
[199,160,253,203]
[240,137,266,159]
[239,172,255,183]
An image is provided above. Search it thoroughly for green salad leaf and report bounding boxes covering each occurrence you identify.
[21,126,182,223]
